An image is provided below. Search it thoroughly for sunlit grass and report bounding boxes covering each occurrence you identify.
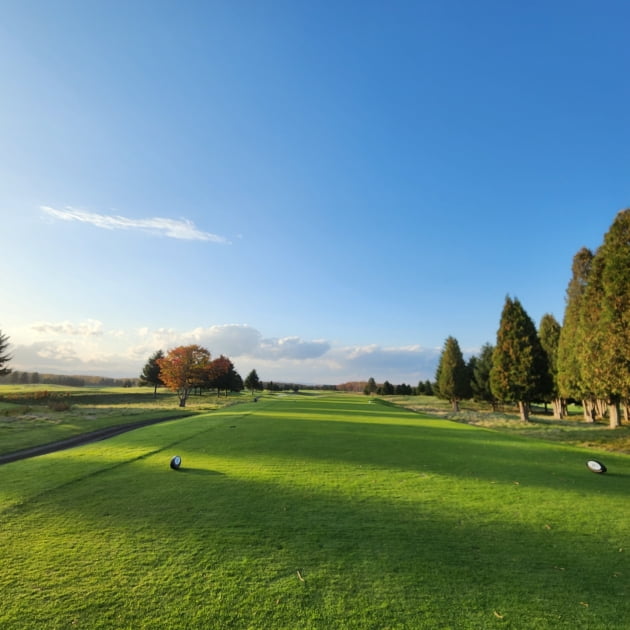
[0,385,246,455]
[390,395,630,455]
[1,395,629,629]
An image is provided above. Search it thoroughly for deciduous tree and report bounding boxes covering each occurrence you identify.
[157,345,212,407]
[208,355,242,396]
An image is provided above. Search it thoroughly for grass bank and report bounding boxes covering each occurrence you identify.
[0,386,246,455]
[389,394,630,455]
[1,395,629,629]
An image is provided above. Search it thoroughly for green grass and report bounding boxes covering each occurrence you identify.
[0,386,243,455]
[1,394,629,628]
[388,395,630,454]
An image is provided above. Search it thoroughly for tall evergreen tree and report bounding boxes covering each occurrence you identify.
[435,336,468,412]
[557,248,594,419]
[578,209,630,427]
[244,369,262,394]
[538,313,563,418]
[471,343,496,410]
[139,350,165,398]
[365,377,378,395]
[0,329,12,377]
[490,297,547,422]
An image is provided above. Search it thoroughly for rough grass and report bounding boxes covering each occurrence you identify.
[0,386,245,455]
[1,395,629,629]
[390,395,630,455]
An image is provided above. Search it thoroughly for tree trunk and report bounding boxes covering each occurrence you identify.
[153,384,158,399]
[178,388,189,407]
[518,400,530,422]
[452,399,459,412]
[552,398,564,419]
[583,399,595,423]
[596,399,607,420]
[608,400,620,429]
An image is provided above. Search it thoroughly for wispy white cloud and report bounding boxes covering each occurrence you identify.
[41,206,230,243]
[31,319,104,337]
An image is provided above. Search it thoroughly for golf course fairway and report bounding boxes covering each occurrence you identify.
[1,394,629,629]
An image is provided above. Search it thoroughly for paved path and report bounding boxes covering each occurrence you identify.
[0,414,187,466]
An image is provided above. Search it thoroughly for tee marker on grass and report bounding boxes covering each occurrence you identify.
[586,460,606,474]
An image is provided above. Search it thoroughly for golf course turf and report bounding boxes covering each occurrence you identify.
[1,394,629,629]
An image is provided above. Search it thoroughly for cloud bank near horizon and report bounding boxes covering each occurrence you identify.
[10,321,442,384]
[41,206,230,243]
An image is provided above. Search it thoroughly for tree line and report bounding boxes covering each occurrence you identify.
[434,209,630,426]
[0,370,137,388]
[139,346,245,406]
[356,377,434,396]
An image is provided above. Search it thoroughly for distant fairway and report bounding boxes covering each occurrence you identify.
[1,394,629,629]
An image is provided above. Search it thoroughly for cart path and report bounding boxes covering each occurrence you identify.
[0,414,189,466]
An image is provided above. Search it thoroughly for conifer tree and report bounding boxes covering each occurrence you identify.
[490,297,547,422]
[471,343,496,410]
[244,369,262,394]
[365,377,377,395]
[557,248,594,419]
[578,209,630,427]
[0,329,11,377]
[435,336,468,412]
[538,313,563,418]
[139,350,165,398]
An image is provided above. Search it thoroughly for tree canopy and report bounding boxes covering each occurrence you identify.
[435,336,468,412]
[538,313,563,418]
[490,297,547,421]
[470,343,496,409]
[0,329,11,377]
[574,209,630,427]
[557,247,594,407]
[157,345,212,407]
[139,349,165,398]
[244,369,262,394]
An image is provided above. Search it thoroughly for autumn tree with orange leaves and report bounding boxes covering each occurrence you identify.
[157,344,212,407]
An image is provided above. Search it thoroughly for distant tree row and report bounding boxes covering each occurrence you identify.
[434,209,630,427]
[359,377,434,396]
[0,368,137,388]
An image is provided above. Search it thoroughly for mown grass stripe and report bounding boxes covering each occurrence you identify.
[1,395,629,629]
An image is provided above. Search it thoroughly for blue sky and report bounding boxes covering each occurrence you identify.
[1,1,629,384]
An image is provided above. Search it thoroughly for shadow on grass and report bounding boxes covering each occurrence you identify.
[3,438,629,629]
[2,395,630,628]
[178,467,225,476]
